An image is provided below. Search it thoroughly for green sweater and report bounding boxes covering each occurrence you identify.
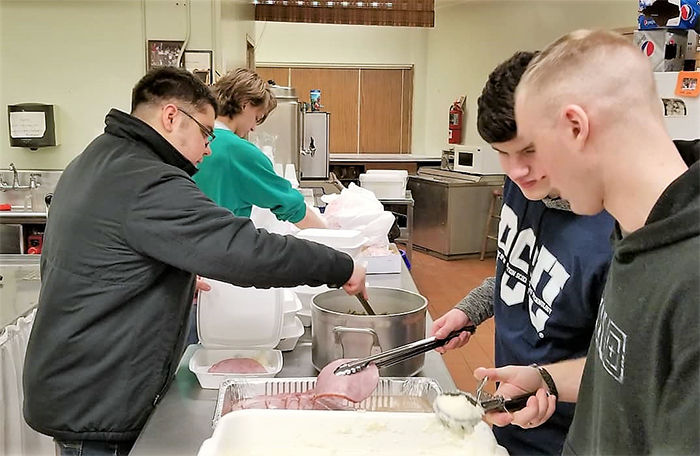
[193,127,306,223]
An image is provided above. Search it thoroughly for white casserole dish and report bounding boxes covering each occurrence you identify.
[199,409,508,455]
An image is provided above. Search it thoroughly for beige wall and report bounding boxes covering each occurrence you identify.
[0,0,253,169]
[254,22,429,155]
[255,1,637,155]
[0,0,639,168]
[424,0,638,155]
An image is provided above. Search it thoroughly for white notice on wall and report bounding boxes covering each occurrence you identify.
[10,112,46,138]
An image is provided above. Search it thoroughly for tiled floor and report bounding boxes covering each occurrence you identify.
[408,248,497,394]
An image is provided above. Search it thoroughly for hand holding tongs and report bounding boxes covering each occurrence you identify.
[333,325,477,376]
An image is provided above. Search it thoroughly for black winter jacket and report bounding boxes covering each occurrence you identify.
[23,109,353,441]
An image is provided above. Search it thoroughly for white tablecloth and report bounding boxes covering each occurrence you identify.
[0,309,53,455]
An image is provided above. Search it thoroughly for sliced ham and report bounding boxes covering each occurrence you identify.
[208,357,267,374]
[314,358,379,403]
[224,358,380,414]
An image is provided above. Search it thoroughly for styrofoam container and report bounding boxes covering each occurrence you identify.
[292,285,331,311]
[359,172,407,199]
[281,290,302,327]
[189,348,282,389]
[275,316,304,351]
[192,279,285,388]
[295,229,367,258]
[198,409,508,455]
[197,280,283,348]
[358,243,403,274]
[296,308,311,327]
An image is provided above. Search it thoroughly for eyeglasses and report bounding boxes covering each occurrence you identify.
[177,107,216,147]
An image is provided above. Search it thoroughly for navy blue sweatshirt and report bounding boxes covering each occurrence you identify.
[493,179,614,455]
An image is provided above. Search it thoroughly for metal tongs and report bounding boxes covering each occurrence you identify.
[333,325,477,376]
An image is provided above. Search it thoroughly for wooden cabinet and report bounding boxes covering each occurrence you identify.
[256,66,412,154]
[291,68,359,153]
[360,69,402,154]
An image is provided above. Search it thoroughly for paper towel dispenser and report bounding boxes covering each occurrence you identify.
[7,103,57,150]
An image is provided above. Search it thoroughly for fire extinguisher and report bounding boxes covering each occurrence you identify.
[448,96,465,144]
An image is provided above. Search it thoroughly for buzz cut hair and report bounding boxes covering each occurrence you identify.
[516,29,659,117]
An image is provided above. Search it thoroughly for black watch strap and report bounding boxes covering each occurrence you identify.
[530,363,558,398]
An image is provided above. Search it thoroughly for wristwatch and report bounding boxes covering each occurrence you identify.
[529,363,558,398]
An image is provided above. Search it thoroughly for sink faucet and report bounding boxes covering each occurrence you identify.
[0,163,32,191]
[9,163,20,188]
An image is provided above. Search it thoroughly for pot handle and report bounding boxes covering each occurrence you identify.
[332,326,382,359]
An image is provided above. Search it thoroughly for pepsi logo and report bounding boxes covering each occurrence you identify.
[680,4,694,21]
[640,41,655,57]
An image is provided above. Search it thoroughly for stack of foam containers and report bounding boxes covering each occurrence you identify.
[276,290,304,351]
[291,284,331,327]
[295,229,367,258]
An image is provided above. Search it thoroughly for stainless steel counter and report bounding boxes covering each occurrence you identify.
[0,211,47,224]
[130,267,455,455]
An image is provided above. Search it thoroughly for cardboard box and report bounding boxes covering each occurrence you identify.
[634,29,689,71]
[358,243,403,274]
[638,0,700,30]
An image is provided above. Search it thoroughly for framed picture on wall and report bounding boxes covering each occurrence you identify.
[147,40,185,70]
[184,50,213,85]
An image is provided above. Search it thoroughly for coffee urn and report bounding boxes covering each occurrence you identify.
[249,85,301,176]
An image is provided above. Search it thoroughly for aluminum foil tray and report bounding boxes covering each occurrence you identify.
[213,376,443,427]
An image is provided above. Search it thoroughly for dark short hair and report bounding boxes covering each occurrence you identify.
[131,67,218,114]
[477,51,538,144]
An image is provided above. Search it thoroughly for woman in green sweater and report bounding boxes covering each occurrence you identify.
[194,68,326,228]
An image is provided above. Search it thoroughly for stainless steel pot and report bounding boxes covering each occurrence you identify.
[311,287,427,377]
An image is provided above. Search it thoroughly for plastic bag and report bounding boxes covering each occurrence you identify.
[321,183,394,247]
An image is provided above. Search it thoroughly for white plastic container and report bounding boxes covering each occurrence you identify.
[188,349,282,389]
[359,172,407,199]
[191,279,284,389]
[275,316,304,351]
[295,228,367,258]
[366,169,409,185]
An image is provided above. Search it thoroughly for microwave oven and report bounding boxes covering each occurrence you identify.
[449,145,503,175]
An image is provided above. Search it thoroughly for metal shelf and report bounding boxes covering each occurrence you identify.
[378,190,414,265]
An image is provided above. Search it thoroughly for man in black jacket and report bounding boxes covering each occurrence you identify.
[23,67,366,456]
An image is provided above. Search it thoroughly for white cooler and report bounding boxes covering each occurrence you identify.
[189,280,284,389]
